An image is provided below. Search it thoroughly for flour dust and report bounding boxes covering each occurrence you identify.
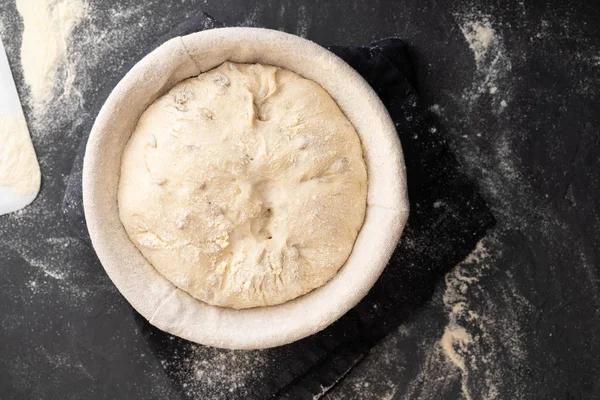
[16,0,88,109]
[157,344,271,399]
[454,13,511,110]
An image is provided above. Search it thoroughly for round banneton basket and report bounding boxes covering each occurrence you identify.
[83,27,409,350]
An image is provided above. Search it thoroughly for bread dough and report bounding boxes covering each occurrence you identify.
[118,62,367,309]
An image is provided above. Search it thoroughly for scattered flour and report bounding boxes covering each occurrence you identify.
[429,104,441,115]
[455,14,511,105]
[325,326,410,400]
[445,8,543,232]
[239,5,261,27]
[159,344,270,399]
[459,20,495,65]
[0,114,40,195]
[437,237,530,400]
[439,241,490,400]
[4,230,93,305]
[16,0,88,107]
[311,363,357,400]
[296,5,309,38]
[440,325,472,397]
[393,236,529,400]
[21,254,66,280]
[26,279,39,294]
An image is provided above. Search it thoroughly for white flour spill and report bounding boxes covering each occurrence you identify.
[439,241,489,400]
[6,233,93,304]
[427,18,543,386]
[429,104,442,115]
[312,363,357,399]
[327,327,410,400]
[389,236,531,400]
[21,254,67,281]
[159,344,270,399]
[444,9,540,231]
[239,5,261,27]
[454,14,511,106]
[459,20,494,64]
[297,5,309,38]
[16,0,88,108]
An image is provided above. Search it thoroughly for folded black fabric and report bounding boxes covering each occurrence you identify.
[62,13,495,399]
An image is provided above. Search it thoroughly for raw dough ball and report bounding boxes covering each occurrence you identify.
[118,62,367,309]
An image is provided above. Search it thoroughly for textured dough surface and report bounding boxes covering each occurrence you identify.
[118,62,367,309]
[0,114,41,195]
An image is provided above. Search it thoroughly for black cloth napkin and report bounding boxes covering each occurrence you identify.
[62,13,495,399]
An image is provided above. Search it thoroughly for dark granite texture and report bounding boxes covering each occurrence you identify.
[1,1,599,399]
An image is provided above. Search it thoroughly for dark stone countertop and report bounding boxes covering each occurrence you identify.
[1,0,599,399]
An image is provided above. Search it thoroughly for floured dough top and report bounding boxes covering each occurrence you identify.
[0,114,41,196]
[118,62,367,309]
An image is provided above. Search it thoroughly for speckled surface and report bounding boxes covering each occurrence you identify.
[1,0,599,399]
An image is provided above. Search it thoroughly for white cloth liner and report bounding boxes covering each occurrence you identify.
[83,27,409,350]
